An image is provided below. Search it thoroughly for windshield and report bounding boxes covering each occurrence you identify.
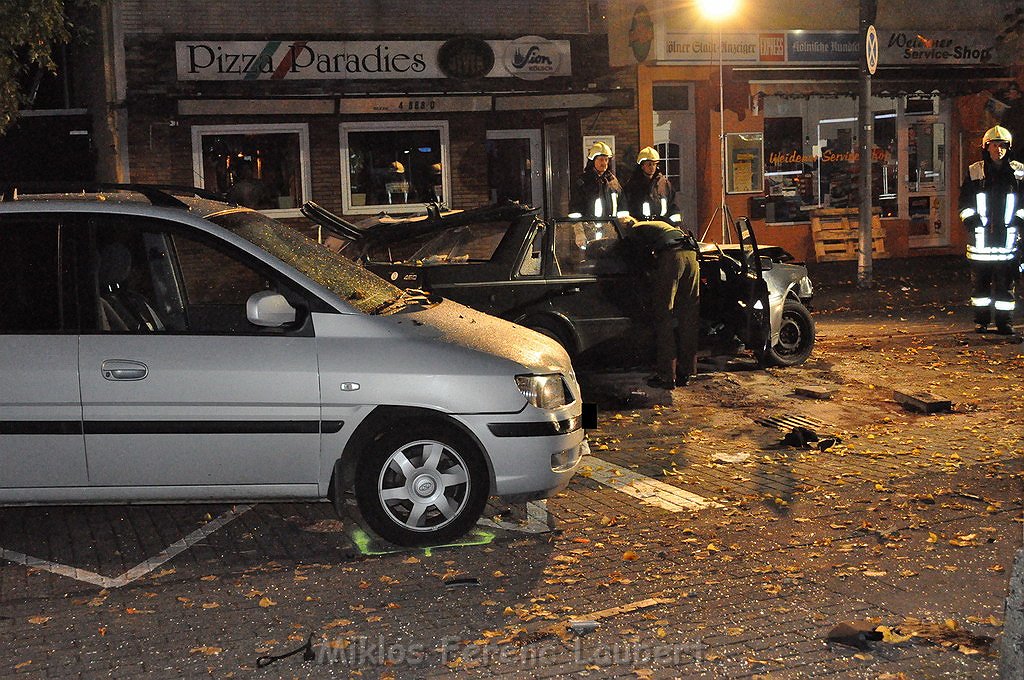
[208,209,403,314]
[402,222,508,265]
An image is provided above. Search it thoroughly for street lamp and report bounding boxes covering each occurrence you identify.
[697,0,739,242]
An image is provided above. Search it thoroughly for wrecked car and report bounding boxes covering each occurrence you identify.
[309,201,815,368]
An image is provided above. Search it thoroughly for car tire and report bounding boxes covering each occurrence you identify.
[766,299,815,367]
[353,419,489,547]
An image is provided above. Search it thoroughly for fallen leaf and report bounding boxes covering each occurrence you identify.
[201,602,220,609]
[258,597,276,608]
[190,646,223,656]
[622,551,639,561]
[877,625,913,643]
[726,627,744,636]
[14,661,31,670]
[125,607,155,615]
[27,616,50,625]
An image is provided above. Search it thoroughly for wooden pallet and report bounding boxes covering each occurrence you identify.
[811,208,887,262]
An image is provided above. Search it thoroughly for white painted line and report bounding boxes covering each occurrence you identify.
[586,457,719,511]
[0,504,252,589]
[478,500,551,534]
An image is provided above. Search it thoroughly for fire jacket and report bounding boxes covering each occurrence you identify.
[958,157,1024,263]
[624,169,682,223]
[569,163,624,219]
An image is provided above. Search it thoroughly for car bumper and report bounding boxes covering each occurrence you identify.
[455,409,588,498]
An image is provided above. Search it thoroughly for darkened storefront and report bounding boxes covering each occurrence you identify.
[107,2,634,229]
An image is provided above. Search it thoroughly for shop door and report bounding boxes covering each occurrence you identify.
[544,118,570,219]
[652,84,697,232]
[487,130,544,214]
[905,116,949,248]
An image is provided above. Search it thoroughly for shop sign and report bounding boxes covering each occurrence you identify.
[175,40,571,81]
[659,30,996,65]
[338,95,492,114]
[437,37,494,79]
[628,4,654,62]
[502,36,564,80]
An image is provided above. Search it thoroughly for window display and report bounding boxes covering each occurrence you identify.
[762,98,901,223]
[192,124,310,216]
[341,121,448,214]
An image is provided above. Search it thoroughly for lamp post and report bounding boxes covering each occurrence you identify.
[697,0,739,242]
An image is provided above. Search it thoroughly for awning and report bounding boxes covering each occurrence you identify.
[738,65,1016,98]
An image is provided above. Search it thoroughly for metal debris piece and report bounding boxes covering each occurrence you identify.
[568,620,600,636]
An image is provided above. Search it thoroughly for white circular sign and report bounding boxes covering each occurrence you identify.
[865,25,879,75]
[504,35,561,81]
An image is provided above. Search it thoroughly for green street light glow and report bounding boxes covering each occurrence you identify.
[697,0,738,20]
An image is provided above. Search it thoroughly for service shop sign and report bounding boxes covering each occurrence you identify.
[175,39,571,80]
[658,30,995,65]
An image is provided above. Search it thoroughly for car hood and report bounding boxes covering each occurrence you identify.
[386,297,573,375]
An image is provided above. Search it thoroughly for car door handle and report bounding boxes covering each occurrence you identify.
[101,359,149,381]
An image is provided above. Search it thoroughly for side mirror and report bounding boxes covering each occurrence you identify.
[246,290,297,327]
[759,256,774,271]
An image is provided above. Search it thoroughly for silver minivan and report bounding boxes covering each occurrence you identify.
[0,187,588,546]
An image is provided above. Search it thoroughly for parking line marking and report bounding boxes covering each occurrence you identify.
[0,504,252,589]
[586,457,719,511]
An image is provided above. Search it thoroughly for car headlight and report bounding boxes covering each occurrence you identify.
[515,374,571,409]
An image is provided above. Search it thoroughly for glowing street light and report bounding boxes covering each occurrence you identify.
[697,0,739,241]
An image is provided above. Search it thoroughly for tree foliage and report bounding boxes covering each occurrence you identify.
[0,1,93,134]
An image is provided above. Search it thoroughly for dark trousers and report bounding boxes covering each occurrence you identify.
[652,248,700,382]
[971,260,1016,327]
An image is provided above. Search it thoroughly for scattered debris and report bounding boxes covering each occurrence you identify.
[795,385,833,399]
[512,596,676,646]
[712,451,751,464]
[444,577,481,588]
[826,619,994,655]
[568,620,600,636]
[256,632,316,668]
[893,389,952,414]
[781,426,819,448]
[827,621,883,650]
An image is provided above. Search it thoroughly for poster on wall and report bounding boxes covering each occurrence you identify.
[726,133,763,194]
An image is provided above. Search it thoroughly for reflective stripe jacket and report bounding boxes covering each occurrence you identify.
[569,165,624,219]
[624,169,682,223]
[958,158,1024,262]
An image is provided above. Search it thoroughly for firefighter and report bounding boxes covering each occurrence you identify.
[568,142,626,219]
[958,125,1024,334]
[624,146,683,224]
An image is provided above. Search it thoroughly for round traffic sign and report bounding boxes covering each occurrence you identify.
[865,25,878,75]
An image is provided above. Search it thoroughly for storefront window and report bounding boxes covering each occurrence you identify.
[191,124,310,216]
[762,98,901,223]
[340,121,448,215]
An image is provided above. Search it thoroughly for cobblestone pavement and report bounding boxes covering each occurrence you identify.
[2,257,1023,678]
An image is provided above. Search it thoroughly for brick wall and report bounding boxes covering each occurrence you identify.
[121,0,591,35]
